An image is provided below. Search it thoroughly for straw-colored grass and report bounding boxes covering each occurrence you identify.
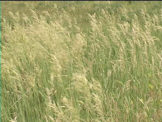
[1,1,162,122]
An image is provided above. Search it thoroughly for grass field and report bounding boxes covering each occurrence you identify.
[1,1,162,122]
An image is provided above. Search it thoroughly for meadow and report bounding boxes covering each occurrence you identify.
[1,1,162,122]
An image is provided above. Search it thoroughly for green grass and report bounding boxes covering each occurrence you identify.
[1,1,162,122]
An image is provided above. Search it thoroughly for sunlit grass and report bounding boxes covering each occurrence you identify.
[1,1,162,122]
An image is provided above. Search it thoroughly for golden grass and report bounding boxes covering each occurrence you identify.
[1,1,162,122]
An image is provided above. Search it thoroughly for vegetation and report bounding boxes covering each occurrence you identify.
[1,1,162,122]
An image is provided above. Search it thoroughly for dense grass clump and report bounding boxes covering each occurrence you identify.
[1,1,162,122]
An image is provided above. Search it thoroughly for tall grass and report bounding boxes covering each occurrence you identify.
[1,1,162,122]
